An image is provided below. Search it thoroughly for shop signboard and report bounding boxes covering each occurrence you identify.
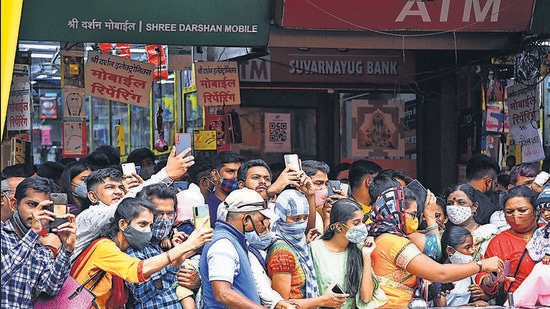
[19,0,270,46]
[275,0,535,32]
[7,77,31,131]
[84,51,154,108]
[506,82,544,163]
[240,48,415,84]
[195,62,240,107]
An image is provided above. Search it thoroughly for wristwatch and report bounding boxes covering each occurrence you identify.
[476,260,483,272]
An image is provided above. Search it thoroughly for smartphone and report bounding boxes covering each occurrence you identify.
[331,283,346,295]
[427,282,455,301]
[175,133,192,157]
[491,260,511,282]
[173,181,189,192]
[50,193,68,229]
[340,183,350,197]
[121,162,137,176]
[327,180,341,197]
[193,204,210,229]
[406,179,427,215]
[284,154,301,171]
[534,171,550,187]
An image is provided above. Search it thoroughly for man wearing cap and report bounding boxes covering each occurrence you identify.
[199,188,272,308]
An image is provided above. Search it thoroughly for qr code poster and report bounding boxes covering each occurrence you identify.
[264,113,291,153]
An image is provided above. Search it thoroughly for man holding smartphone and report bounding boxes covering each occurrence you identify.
[1,176,77,308]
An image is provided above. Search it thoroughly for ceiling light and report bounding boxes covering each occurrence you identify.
[31,53,55,59]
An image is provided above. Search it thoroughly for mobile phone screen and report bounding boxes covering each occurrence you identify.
[122,162,137,176]
[173,181,189,192]
[284,154,301,171]
[406,179,427,215]
[331,283,345,295]
[327,180,341,196]
[176,133,192,157]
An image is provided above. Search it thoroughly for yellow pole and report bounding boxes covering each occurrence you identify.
[1,0,24,139]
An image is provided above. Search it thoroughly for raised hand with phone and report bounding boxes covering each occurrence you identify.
[165,144,195,181]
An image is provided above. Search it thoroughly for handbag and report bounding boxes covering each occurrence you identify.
[33,270,106,309]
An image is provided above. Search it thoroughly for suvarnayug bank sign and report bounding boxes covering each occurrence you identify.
[276,0,535,32]
[239,48,416,84]
[19,0,270,46]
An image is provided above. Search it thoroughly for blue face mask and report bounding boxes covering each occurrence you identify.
[151,217,174,240]
[123,224,152,250]
[344,223,369,244]
[245,231,277,250]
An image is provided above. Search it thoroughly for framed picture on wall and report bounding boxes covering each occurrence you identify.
[348,99,405,158]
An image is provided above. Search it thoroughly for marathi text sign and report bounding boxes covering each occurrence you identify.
[264,113,291,153]
[276,0,535,32]
[506,82,544,163]
[19,0,269,46]
[7,78,31,131]
[195,62,240,107]
[85,51,154,107]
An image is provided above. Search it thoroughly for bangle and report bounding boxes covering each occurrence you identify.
[166,251,173,264]
[425,224,438,231]
[266,186,275,199]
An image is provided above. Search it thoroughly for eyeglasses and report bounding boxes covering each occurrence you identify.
[154,211,176,218]
[1,190,14,200]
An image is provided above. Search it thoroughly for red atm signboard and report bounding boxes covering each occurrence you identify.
[276,0,535,32]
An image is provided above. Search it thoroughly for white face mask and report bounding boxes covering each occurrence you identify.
[446,205,472,225]
[448,248,474,264]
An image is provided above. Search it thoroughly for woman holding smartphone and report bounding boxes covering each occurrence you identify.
[71,197,213,309]
[310,198,387,309]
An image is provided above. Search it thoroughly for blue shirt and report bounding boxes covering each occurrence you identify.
[125,243,180,309]
[1,219,72,309]
[205,193,222,227]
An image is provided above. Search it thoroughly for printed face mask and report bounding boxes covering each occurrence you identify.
[72,182,88,199]
[344,224,369,244]
[151,217,174,240]
[219,177,240,193]
[406,217,419,235]
[446,205,472,225]
[314,188,328,206]
[448,247,474,264]
[123,224,152,250]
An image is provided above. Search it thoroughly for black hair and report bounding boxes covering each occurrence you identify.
[84,151,111,170]
[60,161,91,210]
[439,225,471,263]
[14,176,53,203]
[126,148,156,166]
[465,154,500,181]
[348,159,382,191]
[187,157,212,185]
[497,173,511,188]
[136,183,178,214]
[329,162,351,180]
[502,185,538,211]
[369,174,402,202]
[36,161,65,186]
[237,159,272,182]
[320,198,364,298]
[509,163,540,186]
[1,163,35,180]
[86,167,123,193]
[210,151,244,171]
[268,162,285,182]
[94,145,121,166]
[99,197,156,240]
[378,169,407,185]
[153,159,168,174]
[301,160,330,177]
[443,183,476,204]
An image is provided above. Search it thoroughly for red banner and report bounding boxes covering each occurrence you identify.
[276,0,534,32]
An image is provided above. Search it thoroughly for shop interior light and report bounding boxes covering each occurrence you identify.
[31,53,55,59]
[19,43,59,51]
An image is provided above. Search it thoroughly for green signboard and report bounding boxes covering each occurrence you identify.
[19,0,270,46]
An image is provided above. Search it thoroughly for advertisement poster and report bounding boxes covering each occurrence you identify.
[61,50,85,88]
[85,51,154,107]
[63,86,86,118]
[350,99,404,158]
[506,83,544,163]
[195,61,240,106]
[264,112,291,153]
[485,103,509,133]
[62,121,87,158]
[7,78,31,131]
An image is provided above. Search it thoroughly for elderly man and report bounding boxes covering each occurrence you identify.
[200,188,275,308]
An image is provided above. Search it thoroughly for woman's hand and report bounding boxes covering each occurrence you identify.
[480,256,504,273]
[320,288,348,308]
[185,220,213,249]
[306,228,321,243]
[361,236,376,256]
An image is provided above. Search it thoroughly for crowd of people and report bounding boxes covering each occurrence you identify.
[1,145,549,308]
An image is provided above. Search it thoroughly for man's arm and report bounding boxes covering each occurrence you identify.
[211,280,266,309]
